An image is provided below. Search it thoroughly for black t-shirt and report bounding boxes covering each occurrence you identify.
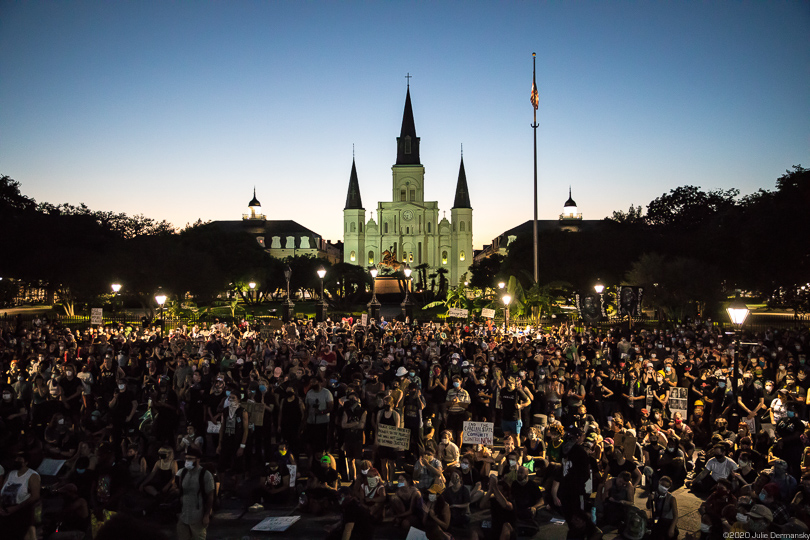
[557,444,591,496]
[342,499,375,540]
[511,479,543,508]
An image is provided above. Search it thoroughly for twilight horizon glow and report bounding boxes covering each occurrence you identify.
[1,2,807,250]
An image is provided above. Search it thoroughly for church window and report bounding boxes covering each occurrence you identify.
[409,253,413,262]
[410,189,415,201]
[368,251,374,264]
[427,222,431,233]
[384,222,388,234]
[460,222,465,232]
[418,242,422,264]
[442,251,448,265]
[350,251,356,262]
[453,223,456,232]
[404,136,411,154]
[406,226,410,234]
[350,222,356,233]
[401,189,406,201]
[460,251,466,261]
[359,222,363,233]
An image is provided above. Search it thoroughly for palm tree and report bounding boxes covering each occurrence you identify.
[436,267,449,298]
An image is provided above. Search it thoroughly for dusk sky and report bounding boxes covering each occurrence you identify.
[2,2,807,249]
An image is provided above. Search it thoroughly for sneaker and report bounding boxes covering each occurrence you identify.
[248,503,264,513]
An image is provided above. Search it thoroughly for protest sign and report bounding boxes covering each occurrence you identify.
[243,401,265,427]
[361,313,368,326]
[405,527,429,540]
[481,308,496,318]
[447,307,469,318]
[287,464,297,487]
[669,387,688,419]
[91,308,103,326]
[252,516,301,532]
[377,424,410,450]
[463,421,494,445]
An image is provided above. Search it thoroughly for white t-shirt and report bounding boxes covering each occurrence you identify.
[706,456,737,480]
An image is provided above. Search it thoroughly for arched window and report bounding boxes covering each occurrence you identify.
[409,253,413,262]
[350,251,356,262]
[460,222,465,232]
[359,222,363,233]
[406,226,410,234]
[410,189,415,201]
[400,190,406,201]
[350,222,356,233]
[460,251,466,261]
[368,251,374,264]
[442,251,448,265]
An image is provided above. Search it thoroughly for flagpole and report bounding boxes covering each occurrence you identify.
[531,52,539,284]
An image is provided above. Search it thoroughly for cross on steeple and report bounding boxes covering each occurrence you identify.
[405,73,412,88]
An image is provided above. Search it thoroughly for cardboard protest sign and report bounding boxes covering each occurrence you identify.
[669,387,688,419]
[448,307,469,318]
[481,308,496,318]
[377,423,410,450]
[252,516,301,532]
[614,431,637,461]
[463,421,494,445]
[287,464,297,487]
[91,308,103,326]
[243,401,265,427]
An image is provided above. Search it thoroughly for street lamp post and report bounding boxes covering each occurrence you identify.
[316,266,328,323]
[248,282,256,304]
[282,265,294,323]
[111,283,121,316]
[155,291,167,331]
[367,267,381,322]
[593,279,604,295]
[503,294,512,332]
[401,264,413,322]
[726,293,750,404]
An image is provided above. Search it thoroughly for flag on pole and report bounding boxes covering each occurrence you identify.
[530,76,539,110]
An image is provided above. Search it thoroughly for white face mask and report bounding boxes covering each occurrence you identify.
[658,485,669,494]
[460,463,469,470]
[185,460,195,470]
[367,477,378,488]
[509,460,517,467]
[361,469,369,475]
[736,513,748,523]
[118,384,126,391]
[700,524,710,533]
[428,493,437,502]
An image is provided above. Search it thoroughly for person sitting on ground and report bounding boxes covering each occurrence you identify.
[387,474,420,529]
[413,446,444,490]
[690,444,737,493]
[250,459,291,510]
[598,470,636,527]
[511,465,545,523]
[443,469,471,528]
[360,468,386,522]
[647,475,678,540]
[418,483,451,540]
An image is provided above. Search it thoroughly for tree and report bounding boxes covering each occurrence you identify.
[469,254,504,292]
[645,186,739,230]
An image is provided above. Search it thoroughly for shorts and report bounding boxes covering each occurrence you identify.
[502,419,522,435]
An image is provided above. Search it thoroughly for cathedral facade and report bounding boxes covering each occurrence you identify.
[343,86,473,286]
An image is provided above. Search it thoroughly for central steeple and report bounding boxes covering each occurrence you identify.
[396,83,421,165]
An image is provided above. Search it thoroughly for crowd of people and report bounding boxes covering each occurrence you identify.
[0,313,808,540]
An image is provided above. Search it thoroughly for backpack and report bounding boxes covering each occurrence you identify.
[178,464,218,512]
[621,506,647,540]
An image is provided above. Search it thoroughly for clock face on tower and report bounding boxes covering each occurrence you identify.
[402,210,414,221]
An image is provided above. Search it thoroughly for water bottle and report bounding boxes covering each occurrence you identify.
[591,507,597,523]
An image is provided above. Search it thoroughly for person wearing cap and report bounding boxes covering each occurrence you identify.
[746,503,774,533]
[417,482,451,540]
[763,458,797,501]
[175,448,215,540]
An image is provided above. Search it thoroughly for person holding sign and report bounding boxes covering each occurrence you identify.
[376,397,401,488]
[445,376,471,447]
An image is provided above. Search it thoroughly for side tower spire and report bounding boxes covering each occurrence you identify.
[344,158,363,210]
[452,155,472,209]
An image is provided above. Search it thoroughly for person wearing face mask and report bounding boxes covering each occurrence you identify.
[249,459,291,511]
[774,401,805,478]
[324,487,375,540]
[0,385,27,443]
[416,483,451,540]
[340,392,367,484]
[756,482,790,525]
[304,377,334,455]
[499,376,530,445]
[730,451,758,487]
[437,430,460,470]
[175,448,215,540]
[58,363,84,417]
[359,468,386,521]
[442,469,471,527]
[444,375,471,447]
[386,474,420,530]
[278,386,305,458]
[0,451,41,540]
[139,446,178,500]
[216,392,249,491]
[689,444,737,493]
[647,475,678,539]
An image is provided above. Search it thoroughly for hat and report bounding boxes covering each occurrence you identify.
[694,400,704,407]
[641,408,649,415]
[604,438,614,446]
[761,483,780,498]
[395,366,408,377]
[770,459,788,471]
[451,352,460,359]
[461,361,470,367]
[428,483,445,494]
[748,504,773,522]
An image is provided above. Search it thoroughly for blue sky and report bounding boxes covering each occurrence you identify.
[2,1,807,249]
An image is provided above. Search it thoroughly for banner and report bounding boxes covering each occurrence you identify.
[377,423,410,450]
[575,293,605,323]
[361,313,368,326]
[463,421,494,445]
[669,387,688,419]
[481,308,496,319]
[447,307,469,318]
[91,308,103,326]
[618,286,644,317]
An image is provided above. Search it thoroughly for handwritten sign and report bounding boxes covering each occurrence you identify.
[361,313,368,326]
[251,516,301,532]
[243,401,265,427]
[448,307,469,318]
[481,308,496,319]
[377,423,410,450]
[405,527,429,540]
[463,421,494,445]
[91,308,103,326]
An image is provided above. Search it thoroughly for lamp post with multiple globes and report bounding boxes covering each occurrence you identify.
[367,267,381,322]
[316,267,328,323]
[401,264,413,322]
[727,294,750,403]
[282,265,294,322]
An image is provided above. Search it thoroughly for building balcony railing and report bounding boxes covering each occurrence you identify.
[242,213,266,221]
[559,213,582,220]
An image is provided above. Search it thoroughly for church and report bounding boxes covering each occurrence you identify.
[343,85,474,287]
